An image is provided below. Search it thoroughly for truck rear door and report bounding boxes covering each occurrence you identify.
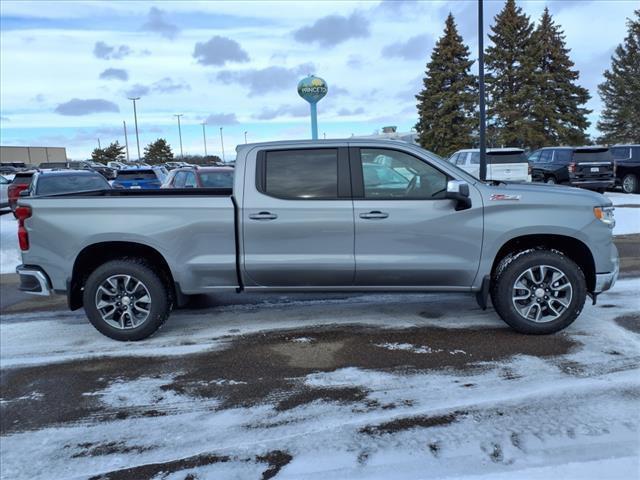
[486,151,530,182]
[571,148,614,181]
[242,147,354,287]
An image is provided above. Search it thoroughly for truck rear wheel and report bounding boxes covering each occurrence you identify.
[490,250,586,334]
[622,173,638,194]
[83,259,170,341]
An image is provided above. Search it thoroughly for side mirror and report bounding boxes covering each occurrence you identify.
[446,180,472,211]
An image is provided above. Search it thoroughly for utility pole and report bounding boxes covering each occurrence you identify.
[123,120,130,161]
[219,127,225,162]
[97,138,101,149]
[174,114,184,158]
[128,97,141,161]
[201,122,208,157]
[478,0,487,181]
[244,131,247,144]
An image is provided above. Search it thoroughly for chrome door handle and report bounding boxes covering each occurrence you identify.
[359,211,389,219]
[249,211,278,220]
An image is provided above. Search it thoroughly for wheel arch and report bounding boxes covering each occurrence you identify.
[69,241,176,310]
[491,234,596,292]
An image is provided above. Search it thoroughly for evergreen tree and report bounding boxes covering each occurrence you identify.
[144,138,174,164]
[91,141,125,163]
[597,9,640,144]
[485,0,535,147]
[528,8,591,148]
[415,13,477,157]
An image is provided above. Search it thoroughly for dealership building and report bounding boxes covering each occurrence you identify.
[0,146,68,167]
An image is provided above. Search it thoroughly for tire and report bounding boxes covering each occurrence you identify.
[83,259,170,341]
[622,173,638,194]
[490,249,586,334]
[545,176,556,185]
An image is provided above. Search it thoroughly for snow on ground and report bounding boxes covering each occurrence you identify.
[606,191,640,206]
[1,278,639,479]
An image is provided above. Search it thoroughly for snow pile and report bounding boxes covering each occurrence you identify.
[0,214,19,274]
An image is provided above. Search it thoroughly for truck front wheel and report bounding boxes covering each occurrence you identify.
[83,259,170,341]
[491,250,586,334]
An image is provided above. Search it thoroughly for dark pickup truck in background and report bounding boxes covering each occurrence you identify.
[528,146,615,192]
[610,144,640,194]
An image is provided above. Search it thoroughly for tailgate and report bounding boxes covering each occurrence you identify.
[573,149,614,180]
[487,163,529,181]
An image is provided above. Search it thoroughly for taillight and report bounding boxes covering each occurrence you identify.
[15,205,32,251]
[568,162,576,174]
[8,184,28,209]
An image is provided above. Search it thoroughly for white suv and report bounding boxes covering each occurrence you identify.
[448,148,531,182]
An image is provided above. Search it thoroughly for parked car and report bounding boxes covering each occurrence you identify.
[164,161,192,171]
[162,166,234,188]
[7,170,36,212]
[0,165,19,175]
[23,170,111,197]
[112,166,168,189]
[15,140,618,341]
[38,162,68,169]
[67,160,117,180]
[0,175,11,209]
[610,144,640,194]
[448,148,531,182]
[528,146,615,192]
[107,161,127,169]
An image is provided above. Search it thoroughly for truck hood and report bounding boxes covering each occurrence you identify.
[481,181,612,207]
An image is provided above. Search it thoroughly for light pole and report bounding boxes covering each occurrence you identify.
[219,127,225,162]
[201,122,208,157]
[478,0,487,181]
[97,138,101,149]
[123,120,130,161]
[128,97,141,161]
[174,114,184,158]
[244,131,247,144]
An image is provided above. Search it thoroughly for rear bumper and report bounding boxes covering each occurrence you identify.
[16,265,52,296]
[569,179,615,189]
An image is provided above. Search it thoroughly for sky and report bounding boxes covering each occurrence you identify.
[0,0,636,160]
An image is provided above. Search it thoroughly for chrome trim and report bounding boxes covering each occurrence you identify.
[16,266,52,296]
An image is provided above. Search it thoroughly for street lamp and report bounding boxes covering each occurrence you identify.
[123,120,130,161]
[201,122,208,157]
[174,114,184,158]
[128,97,141,161]
[244,131,248,144]
[219,127,225,162]
[478,0,487,181]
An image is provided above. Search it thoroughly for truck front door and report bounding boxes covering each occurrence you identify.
[242,147,354,287]
[351,147,483,288]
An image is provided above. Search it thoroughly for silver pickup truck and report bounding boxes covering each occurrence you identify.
[15,140,619,340]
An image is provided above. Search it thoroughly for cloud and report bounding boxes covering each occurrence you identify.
[382,34,432,60]
[99,68,128,81]
[336,107,365,116]
[1,116,10,122]
[93,41,132,60]
[217,63,314,96]
[253,104,309,120]
[54,98,119,116]
[32,94,45,103]
[347,55,364,69]
[142,7,179,39]
[125,84,150,97]
[293,12,369,47]
[203,113,238,125]
[331,86,349,96]
[193,36,249,66]
[152,77,190,93]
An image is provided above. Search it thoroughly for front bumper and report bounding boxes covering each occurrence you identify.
[593,254,619,294]
[16,265,52,296]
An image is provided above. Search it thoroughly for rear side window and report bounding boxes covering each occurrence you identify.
[540,150,553,162]
[263,149,338,199]
[448,153,459,164]
[469,152,480,165]
[173,171,187,187]
[36,174,108,195]
[555,150,572,163]
[486,152,527,164]
[632,147,640,160]
[184,172,197,188]
[611,147,631,160]
[573,149,612,162]
[12,174,33,185]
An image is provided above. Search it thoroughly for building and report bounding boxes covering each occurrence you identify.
[0,146,68,168]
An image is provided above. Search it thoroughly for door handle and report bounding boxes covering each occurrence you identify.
[249,211,278,220]
[359,211,389,219]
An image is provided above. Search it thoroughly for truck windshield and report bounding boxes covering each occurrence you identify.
[116,170,157,180]
[199,171,234,188]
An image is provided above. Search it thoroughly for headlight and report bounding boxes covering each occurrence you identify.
[593,206,615,227]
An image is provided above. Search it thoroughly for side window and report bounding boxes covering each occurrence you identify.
[263,149,338,199]
[469,152,480,165]
[174,171,187,187]
[184,172,197,188]
[360,148,448,200]
[611,147,630,160]
[540,150,552,163]
[528,150,541,163]
[632,147,640,160]
[456,153,467,165]
[555,150,572,163]
[448,153,459,164]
